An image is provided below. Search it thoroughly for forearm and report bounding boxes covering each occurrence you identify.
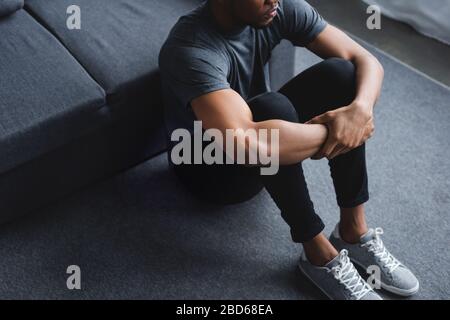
[352,54,384,115]
[254,120,328,165]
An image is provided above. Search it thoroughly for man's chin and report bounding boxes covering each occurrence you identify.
[253,18,274,29]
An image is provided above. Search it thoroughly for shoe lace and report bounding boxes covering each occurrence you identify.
[328,250,373,300]
[361,228,401,274]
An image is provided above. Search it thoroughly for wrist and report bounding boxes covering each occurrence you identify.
[352,99,374,120]
[317,123,328,146]
[309,124,328,160]
[308,123,328,146]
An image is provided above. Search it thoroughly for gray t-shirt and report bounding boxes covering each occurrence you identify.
[159,0,327,143]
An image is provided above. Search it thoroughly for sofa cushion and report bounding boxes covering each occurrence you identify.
[25,0,203,107]
[0,0,23,17]
[0,10,107,174]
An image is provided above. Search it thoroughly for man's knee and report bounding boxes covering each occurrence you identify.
[248,92,299,123]
[322,58,356,100]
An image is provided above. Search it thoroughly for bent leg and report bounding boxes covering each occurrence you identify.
[279,58,369,209]
[248,92,324,243]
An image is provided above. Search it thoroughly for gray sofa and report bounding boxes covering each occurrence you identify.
[0,0,295,223]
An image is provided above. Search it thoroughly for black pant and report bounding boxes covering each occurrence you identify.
[172,58,369,243]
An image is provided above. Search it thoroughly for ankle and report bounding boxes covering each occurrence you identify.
[339,205,368,244]
[303,233,339,267]
[339,222,368,244]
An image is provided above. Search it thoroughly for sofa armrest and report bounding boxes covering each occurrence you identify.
[0,0,23,17]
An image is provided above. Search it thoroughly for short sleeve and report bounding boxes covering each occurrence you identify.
[159,44,230,109]
[279,0,328,47]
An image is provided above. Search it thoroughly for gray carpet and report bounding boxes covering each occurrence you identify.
[0,42,449,300]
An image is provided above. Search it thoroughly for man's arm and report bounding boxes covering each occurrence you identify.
[306,25,384,159]
[191,89,328,165]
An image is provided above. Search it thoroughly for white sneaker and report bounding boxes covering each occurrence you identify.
[330,224,420,296]
[298,249,382,300]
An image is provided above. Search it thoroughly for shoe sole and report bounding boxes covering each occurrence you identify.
[350,258,420,297]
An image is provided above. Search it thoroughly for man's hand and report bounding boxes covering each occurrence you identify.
[306,102,375,160]
[304,25,384,160]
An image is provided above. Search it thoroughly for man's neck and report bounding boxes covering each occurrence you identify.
[209,0,244,33]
